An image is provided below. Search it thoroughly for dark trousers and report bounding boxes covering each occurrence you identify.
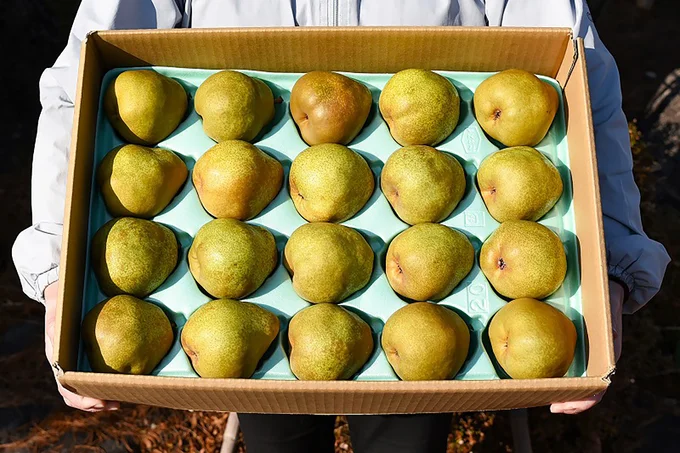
[238,413,452,453]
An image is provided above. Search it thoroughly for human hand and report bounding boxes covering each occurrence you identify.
[44,282,120,412]
[549,280,624,415]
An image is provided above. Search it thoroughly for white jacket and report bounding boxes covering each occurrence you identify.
[13,0,670,313]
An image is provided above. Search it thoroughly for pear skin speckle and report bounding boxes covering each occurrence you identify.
[193,140,283,220]
[288,303,373,380]
[477,146,563,222]
[195,71,275,143]
[104,70,188,145]
[385,223,474,301]
[91,218,178,297]
[379,69,460,146]
[97,144,188,218]
[382,302,470,380]
[188,219,278,299]
[284,223,374,303]
[82,295,174,374]
[488,298,576,379]
[289,144,374,223]
[473,69,559,147]
[480,220,567,300]
[381,145,466,224]
[181,299,280,378]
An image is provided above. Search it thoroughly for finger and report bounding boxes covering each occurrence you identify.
[550,392,603,414]
[58,383,118,412]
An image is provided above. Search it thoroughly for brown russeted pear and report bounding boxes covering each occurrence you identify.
[290,71,372,145]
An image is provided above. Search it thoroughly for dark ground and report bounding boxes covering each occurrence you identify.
[0,0,678,452]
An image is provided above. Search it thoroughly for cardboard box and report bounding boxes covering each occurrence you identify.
[54,27,614,413]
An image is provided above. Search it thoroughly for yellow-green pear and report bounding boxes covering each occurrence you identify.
[188,219,278,299]
[193,140,283,220]
[104,70,188,145]
[477,146,563,222]
[91,218,178,297]
[97,144,188,218]
[473,69,558,147]
[381,145,466,224]
[288,304,373,380]
[195,70,275,142]
[82,295,174,374]
[480,220,566,300]
[181,299,280,378]
[284,223,373,304]
[386,223,474,301]
[379,69,460,146]
[489,298,576,379]
[382,302,470,380]
[290,71,372,145]
[289,144,374,223]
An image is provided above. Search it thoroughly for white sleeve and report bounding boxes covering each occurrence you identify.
[498,0,670,312]
[12,0,183,303]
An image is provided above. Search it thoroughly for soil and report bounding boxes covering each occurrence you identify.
[0,1,677,452]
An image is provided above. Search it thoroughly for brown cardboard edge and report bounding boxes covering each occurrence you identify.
[557,38,615,381]
[94,26,572,39]
[575,38,616,381]
[60,372,608,414]
[90,26,571,76]
[53,35,102,371]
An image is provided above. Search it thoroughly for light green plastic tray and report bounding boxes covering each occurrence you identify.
[79,67,585,381]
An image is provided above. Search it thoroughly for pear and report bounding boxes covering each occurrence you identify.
[97,144,188,218]
[188,219,277,299]
[284,223,373,304]
[379,69,460,146]
[288,304,373,380]
[489,298,576,379]
[480,220,566,300]
[386,223,474,301]
[381,145,466,224]
[473,69,558,147]
[82,295,173,374]
[104,70,187,145]
[91,218,178,297]
[193,140,283,220]
[477,146,563,222]
[290,71,372,145]
[195,71,275,142]
[382,302,470,380]
[289,144,374,223]
[181,299,280,378]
